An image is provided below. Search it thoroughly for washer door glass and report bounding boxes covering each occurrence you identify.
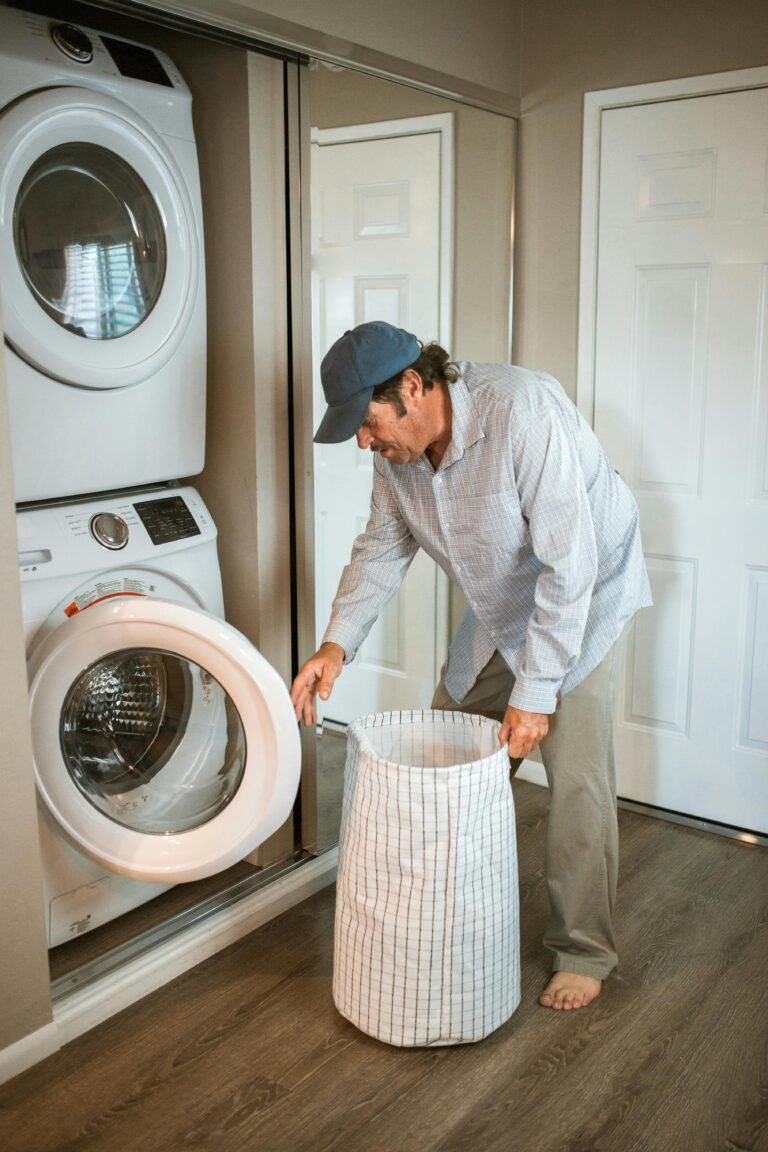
[13,142,166,340]
[59,647,246,834]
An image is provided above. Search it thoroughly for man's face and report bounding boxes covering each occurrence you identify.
[356,399,422,464]
[355,373,427,465]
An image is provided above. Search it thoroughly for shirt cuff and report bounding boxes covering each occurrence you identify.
[321,625,358,665]
[508,676,560,714]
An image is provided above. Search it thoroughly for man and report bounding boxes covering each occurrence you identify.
[291,321,652,1012]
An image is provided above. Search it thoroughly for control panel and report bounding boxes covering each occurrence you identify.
[133,495,202,546]
[80,493,205,550]
[47,21,174,86]
[0,7,186,94]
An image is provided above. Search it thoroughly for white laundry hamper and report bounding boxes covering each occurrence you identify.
[333,709,520,1047]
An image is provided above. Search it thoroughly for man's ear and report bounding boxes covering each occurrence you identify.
[401,368,423,400]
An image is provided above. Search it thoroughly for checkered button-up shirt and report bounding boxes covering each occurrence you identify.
[323,362,652,713]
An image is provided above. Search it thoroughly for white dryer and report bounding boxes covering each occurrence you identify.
[0,6,207,503]
[18,486,300,947]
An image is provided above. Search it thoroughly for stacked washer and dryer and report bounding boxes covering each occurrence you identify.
[2,7,300,947]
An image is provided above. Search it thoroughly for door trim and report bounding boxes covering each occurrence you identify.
[576,65,768,427]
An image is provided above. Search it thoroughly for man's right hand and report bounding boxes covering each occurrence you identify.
[290,642,345,726]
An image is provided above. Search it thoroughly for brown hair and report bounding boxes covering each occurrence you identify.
[371,342,459,415]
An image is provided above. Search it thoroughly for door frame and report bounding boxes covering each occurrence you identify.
[572,64,768,841]
[576,65,768,424]
[310,111,455,696]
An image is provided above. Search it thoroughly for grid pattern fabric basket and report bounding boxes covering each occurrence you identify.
[333,709,520,1047]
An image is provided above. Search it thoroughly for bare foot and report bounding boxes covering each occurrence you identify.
[539,972,601,1011]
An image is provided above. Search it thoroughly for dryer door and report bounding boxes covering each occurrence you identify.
[28,598,300,882]
[0,87,200,389]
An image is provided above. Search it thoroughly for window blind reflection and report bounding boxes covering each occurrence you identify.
[14,143,166,339]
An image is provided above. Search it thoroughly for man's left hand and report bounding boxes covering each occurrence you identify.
[499,706,549,759]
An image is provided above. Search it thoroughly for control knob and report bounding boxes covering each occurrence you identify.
[50,23,94,63]
[90,512,129,550]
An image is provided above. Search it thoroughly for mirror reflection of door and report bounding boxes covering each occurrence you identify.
[311,114,453,725]
[308,62,516,851]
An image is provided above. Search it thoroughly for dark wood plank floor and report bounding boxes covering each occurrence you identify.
[2,779,767,1152]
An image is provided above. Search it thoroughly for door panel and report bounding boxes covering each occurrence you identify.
[594,88,768,832]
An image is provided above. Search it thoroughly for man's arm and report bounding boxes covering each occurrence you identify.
[321,461,419,663]
[291,462,418,724]
[508,400,598,717]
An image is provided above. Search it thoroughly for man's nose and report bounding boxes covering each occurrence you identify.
[357,427,373,449]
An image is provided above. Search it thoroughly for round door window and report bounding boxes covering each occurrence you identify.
[59,648,247,834]
[13,142,167,340]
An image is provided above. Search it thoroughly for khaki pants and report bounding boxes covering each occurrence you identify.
[432,643,620,980]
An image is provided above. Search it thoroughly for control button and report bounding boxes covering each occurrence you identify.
[50,23,93,63]
[90,512,129,550]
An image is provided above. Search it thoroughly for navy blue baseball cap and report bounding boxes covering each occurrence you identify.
[314,321,421,444]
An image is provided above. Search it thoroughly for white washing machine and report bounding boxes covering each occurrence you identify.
[18,486,300,947]
[0,6,207,503]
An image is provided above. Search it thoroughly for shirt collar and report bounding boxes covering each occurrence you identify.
[439,372,485,469]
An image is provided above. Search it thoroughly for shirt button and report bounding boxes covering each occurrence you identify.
[435,476,442,484]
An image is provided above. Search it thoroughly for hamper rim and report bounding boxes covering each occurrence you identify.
[346,708,505,773]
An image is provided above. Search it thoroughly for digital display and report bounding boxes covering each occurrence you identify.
[134,496,201,546]
[101,36,173,88]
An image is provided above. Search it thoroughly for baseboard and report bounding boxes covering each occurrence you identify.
[53,849,338,1049]
[0,1021,60,1086]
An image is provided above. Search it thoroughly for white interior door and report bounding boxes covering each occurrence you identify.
[311,117,452,724]
[592,86,768,833]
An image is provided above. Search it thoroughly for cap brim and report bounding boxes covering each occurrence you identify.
[313,387,372,444]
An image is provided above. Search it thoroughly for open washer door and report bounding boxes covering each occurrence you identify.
[28,597,300,882]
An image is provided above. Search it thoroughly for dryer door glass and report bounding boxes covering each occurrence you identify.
[13,143,167,340]
[59,648,247,834]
